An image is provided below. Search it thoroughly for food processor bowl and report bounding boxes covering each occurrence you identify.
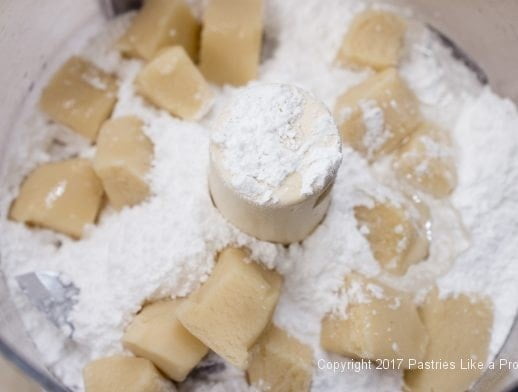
[0,0,517,391]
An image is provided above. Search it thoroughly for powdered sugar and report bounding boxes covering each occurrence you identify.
[0,1,517,391]
[439,88,518,358]
[359,99,388,158]
[211,84,341,204]
[45,180,68,208]
[420,135,449,158]
[81,72,109,91]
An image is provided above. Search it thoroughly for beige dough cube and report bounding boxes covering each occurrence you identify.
[93,116,153,209]
[136,46,213,120]
[40,57,117,142]
[334,68,421,160]
[405,289,493,392]
[394,123,457,199]
[123,299,208,382]
[177,247,282,369]
[321,274,428,368]
[200,0,263,86]
[247,325,313,392]
[10,159,104,238]
[83,356,173,392]
[354,199,429,275]
[119,0,200,61]
[336,10,407,70]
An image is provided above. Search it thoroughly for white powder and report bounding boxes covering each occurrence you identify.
[366,283,385,300]
[420,135,450,158]
[62,99,76,109]
[359,99,388,159]
[211,84,342,203]
[0,1,517,392]
[439,88,518,358]
[81,72,108,91]
[45,180,68,209]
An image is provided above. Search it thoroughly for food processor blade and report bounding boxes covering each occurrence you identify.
[15,272,79,338]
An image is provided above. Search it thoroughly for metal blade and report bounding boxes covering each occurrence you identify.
[16,271,79,338]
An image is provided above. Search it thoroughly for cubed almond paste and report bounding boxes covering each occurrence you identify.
[136,46,213,120]
[199,0,263,86]
[334,68,421,160]
[40,56,117,142]
[336,10,407,70]
[118,0,200,61]
[10,159,104,238]
[93,116,153,209]
[177,247,282,369]
[247,325,313,392]
[123,299,208,382]
[404,288,493,392]
[394,122,457,198]
[321,273,428,368]
[354,198,429,275]
[83,356,173,392]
